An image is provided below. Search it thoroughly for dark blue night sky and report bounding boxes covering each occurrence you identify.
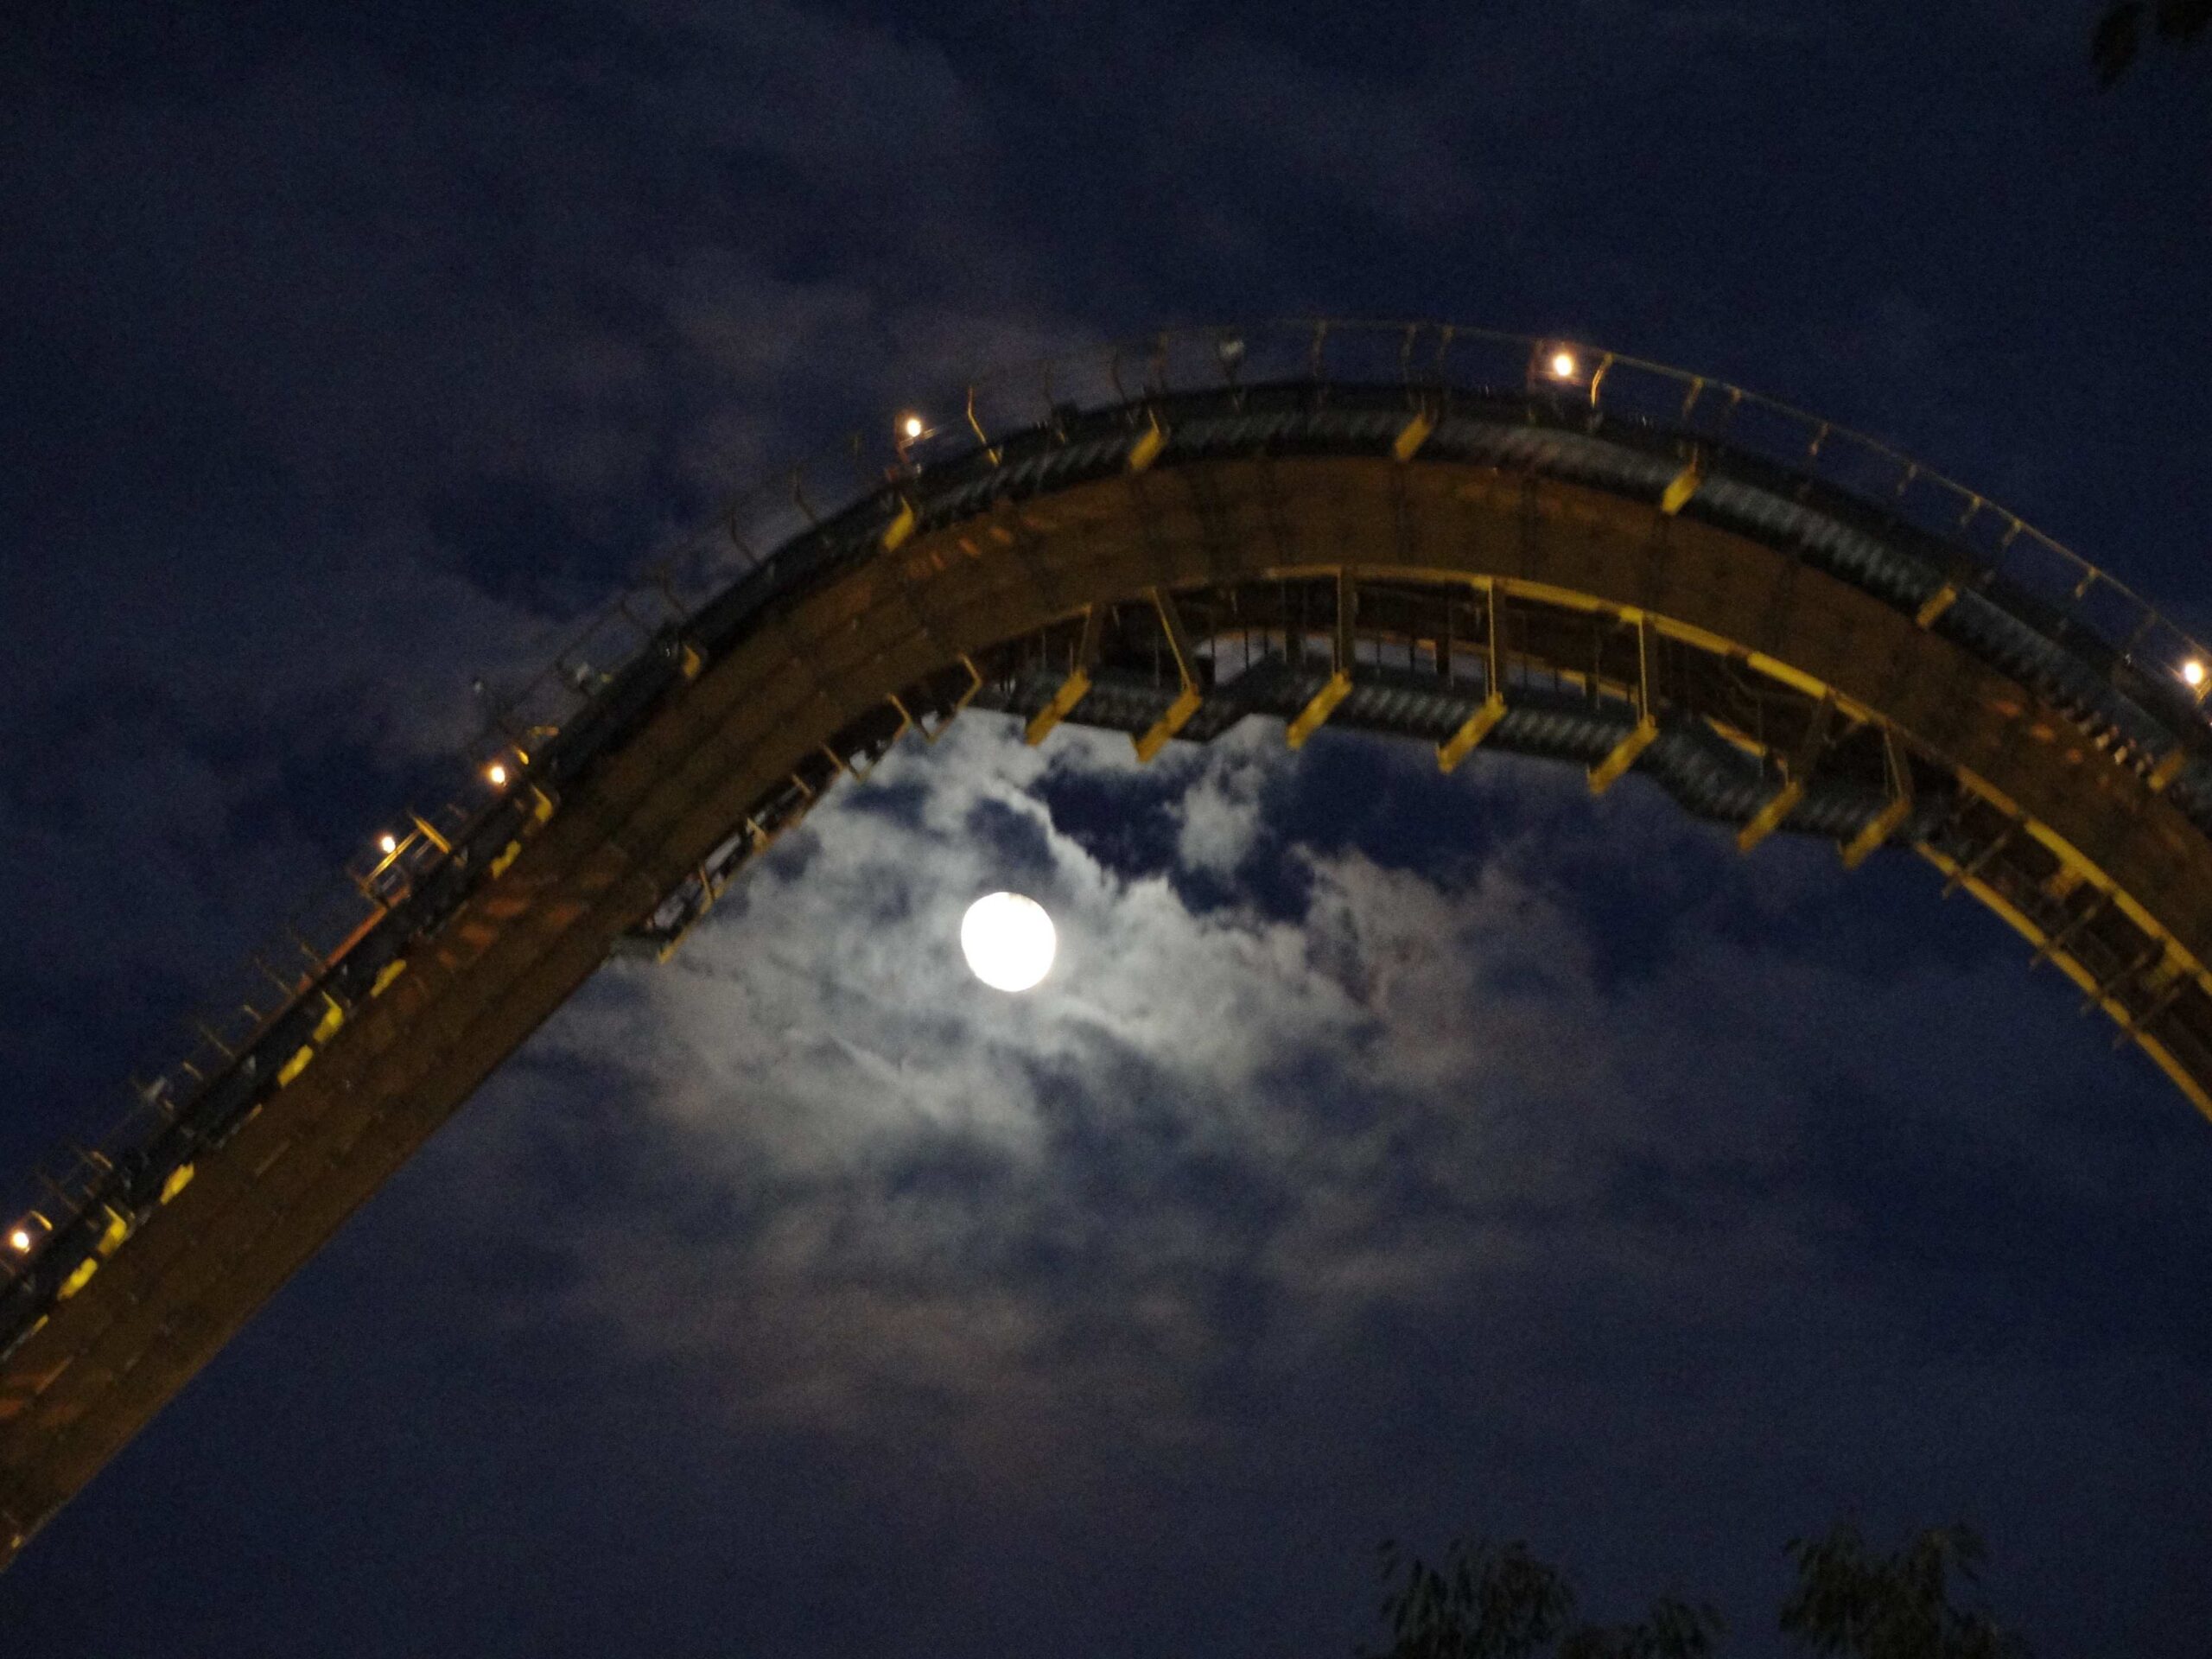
[2,6,2209,1655]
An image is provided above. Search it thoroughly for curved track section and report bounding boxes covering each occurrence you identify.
[5,324,2212,1564]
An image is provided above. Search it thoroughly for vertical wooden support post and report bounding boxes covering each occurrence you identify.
[1287,570,1356,750]
[1026,607,1100,747]
[1840,727,1916,870]
[1438,577,1508,774]
[1588,617,1658,796]
[1133,590,1204,763]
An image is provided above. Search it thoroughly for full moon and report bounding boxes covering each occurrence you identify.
[959,892,1057,992]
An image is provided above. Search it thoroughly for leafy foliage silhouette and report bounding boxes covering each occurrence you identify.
[1780,1524,2028,1659]
[1358,1523,2026,1659]
[1358,1538,1720,1659]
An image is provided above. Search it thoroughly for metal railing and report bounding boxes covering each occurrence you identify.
[7,318,2208,1302]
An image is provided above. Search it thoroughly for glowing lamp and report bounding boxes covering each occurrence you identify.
[900,414,925,441]
[486,763,508,787]
[2186,660,2206,690]
[1548,350,1579,380]
[8,1229,30,1254]
[378,833,398,855]
[959,893,1057,993]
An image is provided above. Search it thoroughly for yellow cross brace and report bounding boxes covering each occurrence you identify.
[1133,589,1202,762]
[1840,794,1911,869]
[1588,721,1657,796]
[1436,697,1506,773]
[1391,410,1434,462]
[880,499,918,552]
[1287,570,1357,749]
[1840,728,1916,870]
[1659,454,1704,516]
[1134,684,1203,763]
[1915,582,1959,628]
[915,656,985,743]
[1737,777,1807,854]
[1025,671,1092,747]
[1025,607,1099,747]
[1287,673,1351,749]
[1588,617,1657,796]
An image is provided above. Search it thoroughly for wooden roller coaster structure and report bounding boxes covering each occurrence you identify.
[3,321,2209,1566]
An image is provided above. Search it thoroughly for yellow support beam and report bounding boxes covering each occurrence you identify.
[915,656,986,743]
[1737,777,1806,854]
[1152,588,1199,683]
[56,1258,99,1302]
[1286,672,1352,749]
[1134,684,1203,763]
[1287,570,1356,749]
[1025,670,1093,746]
[1658,454,1704,516]
[1133,589,1204,763]
[2150,745,2191,793]
[1589,615,1658,796]
[1127,417,1166,474]
[1025,607,1100,747]
[1840,728,1916,871]
[848,703,913,781]
[1436,697,1506,774]
[1840,793,1913,870]
[1391,410,1434,462]
[880,499,918,552]
[1915,582,1958,628]
[1588,721,1658,796]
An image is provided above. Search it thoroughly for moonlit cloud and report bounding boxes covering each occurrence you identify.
[411,709,2210,1541]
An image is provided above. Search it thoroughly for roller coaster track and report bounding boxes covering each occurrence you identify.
[4,321,2211,1566]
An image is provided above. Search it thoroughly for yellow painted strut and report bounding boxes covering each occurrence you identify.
[1391,410,1434,462]
[1026,607,1100,747]
[1589,722,1657,796]
[1134,589,1203,763]
[1658,451,1705,516]
[1287,571,1357,750]
[1915,582,1959,629]
[1436,698,1506,774]
[1287,674,1351,749]
[1588,618,1658,797]
[1127,416,1166,474]
[1840,728,1916,871]
[1737,778,1806,854]
[1440,578,1510,774]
